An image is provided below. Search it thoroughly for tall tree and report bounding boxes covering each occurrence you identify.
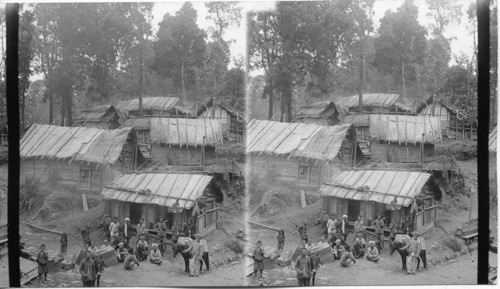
[153,2,207,100]
[19,8,36,130]
[490,3,498,127]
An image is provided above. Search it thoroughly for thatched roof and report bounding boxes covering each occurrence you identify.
[320,170,442,207]
[149,118,223,147]
[116,97,179,113]
[194,98,245,121]
[335,94,403,110]
[414,95,468,119]
[101,173,214,209]
[73,105,120,123]
[293,101,338,119]
[20,124,135,165]
[369,114,442,144]
[246,119,351,161]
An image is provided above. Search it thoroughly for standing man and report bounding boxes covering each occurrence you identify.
[136,218,147,240]
[109,217,119,240]
[102,214,111,240]
[123,218,132,244]
[341,215,349,237]
[298,220,309,245]
[416,233,427,270]
[79,250,96,287]
[295,247,311,286]
[373,214,385,251]
[184,234,203,277]
[155,218,167,253]
[199,235,210,272]
[354,215,365,237]
[171,221,179,244]
[327,214,337,236]
[320,211,329,237]
[186,219,195,239]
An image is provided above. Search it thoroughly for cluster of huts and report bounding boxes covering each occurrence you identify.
[20,96,244,234]
[248,93,475,234]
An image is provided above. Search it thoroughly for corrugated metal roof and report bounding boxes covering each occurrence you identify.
[335,94,402,109]
[100,173,213,209]
[369,114,442,144]
[150,118,223,147]
[341,114,369,126]
[293,101,337,118]
[246,120,351,161]
[20,124,133,165]
[121,118,150,131]
[490,126,497,152]
[116,97,179,112]
[320,170,434,206]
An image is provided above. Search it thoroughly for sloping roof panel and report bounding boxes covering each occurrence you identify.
[335,94,402,109]
[369,114,442,144]
[490,126,497,152]
[101,173,213,209]
[320,170,434,206]
[293,101,338,118]
[20,124,133,165]
[341,114,369,126]
[149,118,223,147]
[246,120,351,161]
[194,98,245,120]
[116,97,179,113]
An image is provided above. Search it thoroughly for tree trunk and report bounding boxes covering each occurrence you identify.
[49,92,53,124]
[20,88,25,131]
[139,56,143,115]
[280,79,293,123]
[358,54,364,111]
[401,58,407,99]
[180,61,186,100]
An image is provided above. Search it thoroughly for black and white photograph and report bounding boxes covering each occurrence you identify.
[0,0,497,287]
[245,0,496,286]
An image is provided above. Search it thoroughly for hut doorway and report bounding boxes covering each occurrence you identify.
[347,200,360,221]
[130,203,142,224]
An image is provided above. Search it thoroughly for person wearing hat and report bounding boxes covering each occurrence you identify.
[122,218,131,243]
[80,250,96,287]
[366,241,379,263]
[136,235,149,261]
[149,243,162,265]
[318,236,328,247]
[183,234,203,277]
[352,233,366,258]
[341,215,349,236]
[333,239,345,260]
[115,242,128,263]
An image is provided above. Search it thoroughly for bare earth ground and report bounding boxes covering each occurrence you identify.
[247,158,487,286]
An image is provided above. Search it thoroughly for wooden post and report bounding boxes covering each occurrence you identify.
[78,164,81,189]
[88,167,92,191]
[99,167,103,192]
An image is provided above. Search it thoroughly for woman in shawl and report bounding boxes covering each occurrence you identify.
[252,240,265,278]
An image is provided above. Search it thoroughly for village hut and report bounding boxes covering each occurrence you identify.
[149,118,223,166]
[335,93,408,113]
[194,98,245,142]
[120,117,152,157]
[320,169,443,232]
[73,105,122,129]
[246,120,362,190]
[20,124,144,191]
[292,101,340,126]
[369,114,442,164]
[116,97,180,116]
[413,95,472,138]
[100,172,223,234]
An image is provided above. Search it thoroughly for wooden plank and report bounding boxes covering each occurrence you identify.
[300,190,307,208]
[21,221,63,235]
[82,194,88,212]
[248,220,280,232]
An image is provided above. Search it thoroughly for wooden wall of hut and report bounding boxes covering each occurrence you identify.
[150,145,216,166]
[249,155,343,189]
[370,141,435,163]
[20,159,121,192]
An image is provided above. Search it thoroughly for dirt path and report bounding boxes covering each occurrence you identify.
[27,258,245,287]
[252,249,477,286]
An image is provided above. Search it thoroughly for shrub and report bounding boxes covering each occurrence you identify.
[442,236,463,252]
[224,238,244,254]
